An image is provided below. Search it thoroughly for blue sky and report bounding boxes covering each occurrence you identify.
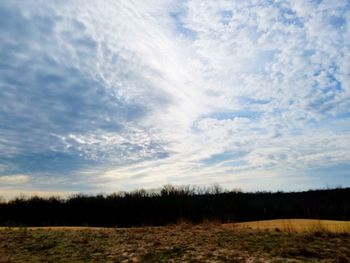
[0,0,350,199]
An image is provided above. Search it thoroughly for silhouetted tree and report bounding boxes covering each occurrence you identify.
[0,185,349,227]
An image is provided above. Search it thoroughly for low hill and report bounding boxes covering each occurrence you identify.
[225,219,350,233]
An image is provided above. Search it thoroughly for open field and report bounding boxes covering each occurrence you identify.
[225,219,350,233]
[1,219,349,233]
[0,220,349,262]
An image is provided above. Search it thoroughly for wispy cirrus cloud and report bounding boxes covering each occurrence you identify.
[0,0,349,197]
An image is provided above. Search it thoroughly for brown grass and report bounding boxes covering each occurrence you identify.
[224,219,350,233]
[0,220,349,262]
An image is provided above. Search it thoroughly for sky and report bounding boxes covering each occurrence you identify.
[1,0,350,199]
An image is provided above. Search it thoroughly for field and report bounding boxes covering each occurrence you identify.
[0,220,349,262]
[228,219,350,233]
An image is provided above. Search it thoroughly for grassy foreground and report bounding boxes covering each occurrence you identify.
[0,220,349,262]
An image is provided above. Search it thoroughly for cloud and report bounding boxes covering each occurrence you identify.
[0,175,28,185]
[0,0,349,197]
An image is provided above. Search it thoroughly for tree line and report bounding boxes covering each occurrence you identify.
[0,185,349,227]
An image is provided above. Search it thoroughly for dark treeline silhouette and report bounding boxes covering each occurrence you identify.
[0,185,349,227]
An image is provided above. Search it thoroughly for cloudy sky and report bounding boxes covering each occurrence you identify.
[1,0,350,199]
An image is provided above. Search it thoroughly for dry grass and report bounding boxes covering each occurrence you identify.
[224,219,350,233]
[0,220,349,262]
[0,226,111,231]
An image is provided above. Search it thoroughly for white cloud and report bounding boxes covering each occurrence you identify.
[0,0,349,196]
[0,175,29,185]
